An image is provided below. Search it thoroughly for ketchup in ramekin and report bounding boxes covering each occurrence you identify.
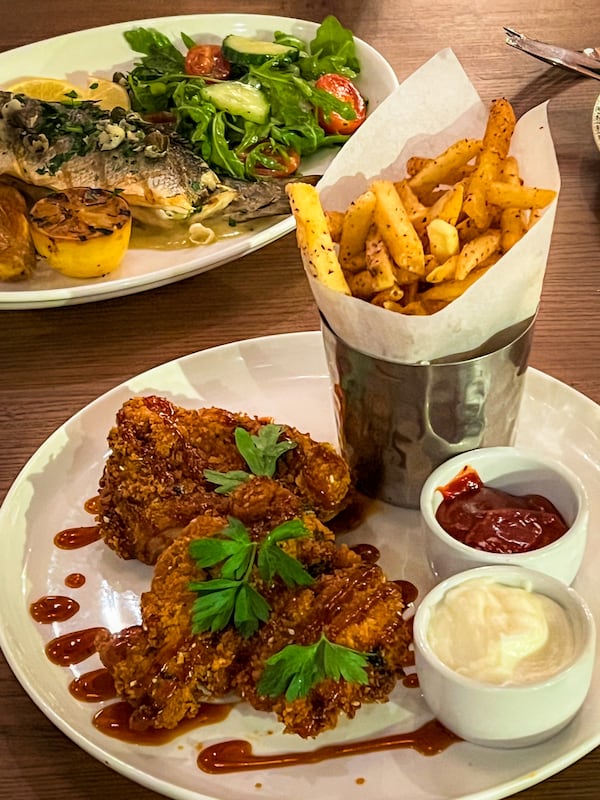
[435,465,568,554]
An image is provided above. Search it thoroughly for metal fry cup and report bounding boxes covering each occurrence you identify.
[321,314,535,509]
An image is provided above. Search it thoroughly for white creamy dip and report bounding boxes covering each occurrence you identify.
[426,577,576,685]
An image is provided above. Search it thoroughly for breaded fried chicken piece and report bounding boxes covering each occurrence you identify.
[96,477,334,730]
[238,543,412,738]
[96,396,351,564]
[97,478,412,738]
[96,514,244,730]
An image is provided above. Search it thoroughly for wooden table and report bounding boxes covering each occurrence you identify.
[1,1,599,797]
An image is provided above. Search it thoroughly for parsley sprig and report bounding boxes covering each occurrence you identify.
[257,634,371,701]
[189,516,313,638]
[204,423,297,494]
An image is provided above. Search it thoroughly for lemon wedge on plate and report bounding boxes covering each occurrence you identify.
[6,76,130,111]
[30,188,132,279]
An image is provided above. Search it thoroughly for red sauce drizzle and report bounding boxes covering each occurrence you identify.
[65,572,86,589]
[197,719,460,773]
[45,626,109,666]
[328,492,372,535]
[435,465,569,553]
[350,543,380,564]
[93,701,233,745]
[69,668,117,702]
[403,672,419,688]
[84,495,100,515]
[30,595,80,623]
[54,525,101,550]
[393,580,419,605]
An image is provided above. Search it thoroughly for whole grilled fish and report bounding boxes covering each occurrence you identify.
[0,91,306,223]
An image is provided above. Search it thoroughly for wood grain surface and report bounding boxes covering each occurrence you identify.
[0,1,599,798]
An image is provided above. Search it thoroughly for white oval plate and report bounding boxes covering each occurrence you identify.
[592,94,600,151]
[1,331,599,800]
[0,15,398,309]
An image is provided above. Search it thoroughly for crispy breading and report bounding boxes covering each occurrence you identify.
[97,479,412,737]
[239,543,412,737]
[96,396,351,564]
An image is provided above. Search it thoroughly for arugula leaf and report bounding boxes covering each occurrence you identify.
[235,424,297,477]
[124,27,186,70]
[299,16,361,80]
[188,517,313,638]
[257,634,371,701]
[121,15,362,179]
[273,31,308,53]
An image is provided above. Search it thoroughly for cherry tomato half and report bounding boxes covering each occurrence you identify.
[185,45,231,81]
[315,73,367,135]
[241,143,301,179]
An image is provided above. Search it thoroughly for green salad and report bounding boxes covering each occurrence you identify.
[117,15,367,180]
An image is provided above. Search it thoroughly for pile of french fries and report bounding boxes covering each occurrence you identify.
[287,98,557,315]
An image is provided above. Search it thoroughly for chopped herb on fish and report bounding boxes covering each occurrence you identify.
[0,91,313,223]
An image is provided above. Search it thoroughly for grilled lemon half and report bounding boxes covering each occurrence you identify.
[30,188,132,278]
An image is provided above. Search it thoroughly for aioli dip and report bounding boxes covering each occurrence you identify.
[426,577,576,685]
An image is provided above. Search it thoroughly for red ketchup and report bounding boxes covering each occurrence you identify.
[435,465,569,553]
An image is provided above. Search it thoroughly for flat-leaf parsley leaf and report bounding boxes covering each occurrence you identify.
[203,423,297,493]
[257,634,371,701]
[188,516,312,638]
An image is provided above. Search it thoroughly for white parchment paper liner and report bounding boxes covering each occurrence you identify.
[304,48,560,363]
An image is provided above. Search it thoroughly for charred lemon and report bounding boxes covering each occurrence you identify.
[30,188,132,278]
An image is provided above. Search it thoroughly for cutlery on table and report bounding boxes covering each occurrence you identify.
[504,27,600,80]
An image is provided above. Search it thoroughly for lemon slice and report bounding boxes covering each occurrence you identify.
[83,77,131,111]
[6,76,130,110]
[30,187,132,279]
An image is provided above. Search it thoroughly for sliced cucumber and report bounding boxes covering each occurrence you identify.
[222,34,299,66]
[201,81,269,124]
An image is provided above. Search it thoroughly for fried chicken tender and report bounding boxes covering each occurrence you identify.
[240,543,412,737]
[97,478,412,738]
[96,477,334,729]
[96,396,351,564]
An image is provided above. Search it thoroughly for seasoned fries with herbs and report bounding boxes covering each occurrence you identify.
[287,98,556,315]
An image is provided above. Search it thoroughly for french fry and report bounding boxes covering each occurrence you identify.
[347,270,379,299]
[497,156,526,252]
[325,210,345,242]
[407,156,476,185]
[408,138,482,196]
[420,266,491,301]
[427,219,460,263]
[372,285,404,306]
[338,189,376,268]
[371,180,425,275]
[394,299,428,315]
[500,208,526,252]
[365,225,397,291]
[498,155,521,184]
[454,229,502,280]
[463,98,516,229]
[286,183,350,295]
[487,182,557,210]
[394,179,427,218]
[341,253,367,274]
[406,156,429,177]
[426,253,459,283]
[288,98,554,316]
